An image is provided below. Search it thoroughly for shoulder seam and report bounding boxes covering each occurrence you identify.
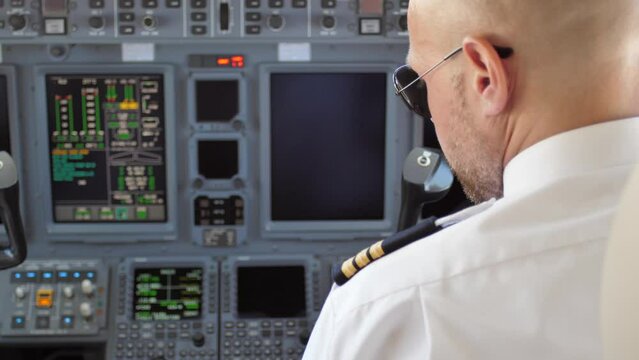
[333,236,604,316]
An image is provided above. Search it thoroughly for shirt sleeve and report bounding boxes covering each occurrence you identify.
[302,291,337,360]
[303,285,431,360]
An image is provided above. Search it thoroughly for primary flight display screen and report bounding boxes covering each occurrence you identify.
[133,267,203,321]
[46,74,167,223]
[237,266,306,318]
[270,72,387,221]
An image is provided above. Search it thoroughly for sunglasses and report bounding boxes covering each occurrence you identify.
[393,45,514,118]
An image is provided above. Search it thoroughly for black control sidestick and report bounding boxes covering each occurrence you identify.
[0,151,26,270]
[397,147,454,231]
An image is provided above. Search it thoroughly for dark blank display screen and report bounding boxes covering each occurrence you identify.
[197,140,239,179]
[270,73,387,221]
[237,266,306,318]
[196,80,239,122]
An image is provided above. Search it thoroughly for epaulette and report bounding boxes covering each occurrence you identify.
[332,199,497,285]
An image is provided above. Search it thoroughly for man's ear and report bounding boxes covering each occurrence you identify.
[462,36,511,116]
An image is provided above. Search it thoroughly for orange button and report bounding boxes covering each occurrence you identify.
[36,289,54,308]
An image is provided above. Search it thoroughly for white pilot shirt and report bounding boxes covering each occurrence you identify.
[303,117,639,360]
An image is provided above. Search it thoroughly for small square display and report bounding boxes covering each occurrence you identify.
[196,80,239,122]
[133,267,203,321]
[237,266,306,318]
[198,140,239,179]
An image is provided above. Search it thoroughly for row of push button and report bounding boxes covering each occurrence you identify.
[115,342,216,360]
[245,0,307,8]
[11,315,75,329]
[224,320,305,329]
[12,270,96,283]
[104,0,220,9]
[117,0,185,8]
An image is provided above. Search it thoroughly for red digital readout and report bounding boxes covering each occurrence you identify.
[216,55,245,68]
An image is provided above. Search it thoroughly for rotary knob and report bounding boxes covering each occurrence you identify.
[8,14,27,32]
[14,286,27,300]
[267,14,285,31]
[63,285,74,299]
[88,16,105,30]
[321,15,336,30]
[142,15,157,30]
[80,302,93,319]
[192,332,205,347]
[81,279,95,296]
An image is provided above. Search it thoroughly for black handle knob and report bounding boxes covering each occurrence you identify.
[0,152,26,270]
[192,332,205,347]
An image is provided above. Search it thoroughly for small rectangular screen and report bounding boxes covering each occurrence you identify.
[133,267,203,321]
[196,80,239,122]
[237,266,306,318]
[46,74,167,223]
[269,73,387,221]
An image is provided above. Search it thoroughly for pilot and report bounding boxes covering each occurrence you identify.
[303,0,639,359]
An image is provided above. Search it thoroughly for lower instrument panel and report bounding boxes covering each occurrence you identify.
[0,257,329,360]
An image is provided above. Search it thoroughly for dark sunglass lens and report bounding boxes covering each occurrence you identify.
[394,66,430,118]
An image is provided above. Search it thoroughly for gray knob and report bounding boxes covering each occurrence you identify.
[8,15,26,31]
[268,14,284,31]
[321,16,336,30]
[88,16,105,30]
[142,16,157,30]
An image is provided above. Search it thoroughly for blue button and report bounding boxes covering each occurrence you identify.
[43,272,53,279]
[58,271,68,278]
[26,272,37,279]
[73,272,81,279]
[86,272,95,279]
[11,272,27,283]
[11,316,25,329]
[60,316,74,329]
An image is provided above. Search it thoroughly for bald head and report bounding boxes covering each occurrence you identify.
[406,0,639,202]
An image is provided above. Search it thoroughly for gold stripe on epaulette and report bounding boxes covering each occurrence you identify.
[341,257,358,278]
[355,248,371,268]
[369,240,385,259]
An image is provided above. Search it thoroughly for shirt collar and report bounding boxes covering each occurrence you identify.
[503,117,639,198]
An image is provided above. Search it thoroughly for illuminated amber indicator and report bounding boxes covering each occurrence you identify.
[36,289,54,308]
[215,55,245,68]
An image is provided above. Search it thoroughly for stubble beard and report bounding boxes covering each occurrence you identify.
[441,74,504,204]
